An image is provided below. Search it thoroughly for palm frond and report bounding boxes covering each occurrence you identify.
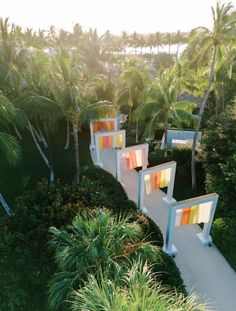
[0,131,21,165]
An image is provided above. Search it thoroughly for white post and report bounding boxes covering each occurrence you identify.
[116,150,121,182]
[163,204,178,256]
[163,162,177,204]
[89,120,95,150]
[142,144,149,170]
[122,133,126,149]
[138,171,144,210]
[197,195,219,245]
[94,134,102,167]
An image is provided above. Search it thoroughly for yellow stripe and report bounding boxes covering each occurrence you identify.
[165,168,171,186]
[144,174,152,195]
[99,137,103,149]
[160,169,166,188]
[117,134,122,148]
[189,205,198,224]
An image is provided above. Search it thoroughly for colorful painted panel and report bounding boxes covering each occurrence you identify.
[98,134,123,149]
[144,168,171,195]
[175,201,212,226]
[93,121,115,133]
[121,149,145,170]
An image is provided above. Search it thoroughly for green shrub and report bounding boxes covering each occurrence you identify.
[0,180,86,311]
[212,217,236,271]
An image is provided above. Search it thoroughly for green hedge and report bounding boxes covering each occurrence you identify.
[212,217,236,271]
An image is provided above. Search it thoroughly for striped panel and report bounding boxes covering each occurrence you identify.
[93,121,115,133]
[121,149,144,170]
[175,202,212,226]
[144,168,171,195]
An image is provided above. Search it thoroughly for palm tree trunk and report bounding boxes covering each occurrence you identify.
[44,121,55,186]
[164,117,168,157]
[13,123,23,140]
[135,120,139,143]
[28,120,54,185]
[191,46,217,189]
[64,117,70,150]
[176,44,179,59]
[37,120,48,148]
[72,117,80,183]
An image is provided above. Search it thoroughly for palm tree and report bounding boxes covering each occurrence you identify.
[135,69,196,157]
[50,48,114,183]
[116,64,148,143]
[70,260,206,311]
[190,1,236,189]
[155,31,163,53]
[174,30,185,59]
[147,33,155,54]
[121,31,129,54]
[0,91,21,165]
[130,32,139,54]
[48,211,160,310]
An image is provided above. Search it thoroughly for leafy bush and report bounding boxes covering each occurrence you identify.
[202,114,236,217]
[0,180,86,311]
[212,217,236,271]
[0,166,186,310]
[201,114,236,271]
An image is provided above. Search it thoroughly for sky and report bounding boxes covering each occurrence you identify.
[1,0,236,35]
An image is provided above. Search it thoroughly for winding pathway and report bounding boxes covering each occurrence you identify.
[90,148,236,311]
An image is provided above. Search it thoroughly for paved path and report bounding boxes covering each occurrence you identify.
[91,149,236,311]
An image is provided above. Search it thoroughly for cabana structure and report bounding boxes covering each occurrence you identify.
[160,129,201,151]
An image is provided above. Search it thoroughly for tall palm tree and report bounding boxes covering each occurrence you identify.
[174,30,185,59]
[190,1,236,189]
[51,48,114,183]
[121,31,129,54]
[116,64,148,143]
[135,69,196,157]
[48,211,160,310]
[155,31,163,53]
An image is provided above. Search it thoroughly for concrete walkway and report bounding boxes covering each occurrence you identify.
[91,149,236,311]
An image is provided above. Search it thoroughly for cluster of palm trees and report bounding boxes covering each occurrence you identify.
[1,1,236,189]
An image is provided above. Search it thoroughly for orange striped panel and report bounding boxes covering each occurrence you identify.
[130,151,137,169]
[180,207,191,225]
[154,171,161,189]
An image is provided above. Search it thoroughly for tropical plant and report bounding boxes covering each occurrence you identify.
[0,91,21,165]
[70,260,206,311]
[48,210,161,310]
[135,68,196,156]
[50,48,115,183]
[116,63,148,142]
[190,1,236,189]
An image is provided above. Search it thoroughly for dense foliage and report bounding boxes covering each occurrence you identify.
[0,166,185,310]
[201,114,236,270]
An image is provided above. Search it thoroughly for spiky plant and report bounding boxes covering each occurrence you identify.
[48,211,161,310]
[71,259,207,311]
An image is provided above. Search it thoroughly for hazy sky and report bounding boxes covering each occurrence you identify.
[1,0,236,34]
